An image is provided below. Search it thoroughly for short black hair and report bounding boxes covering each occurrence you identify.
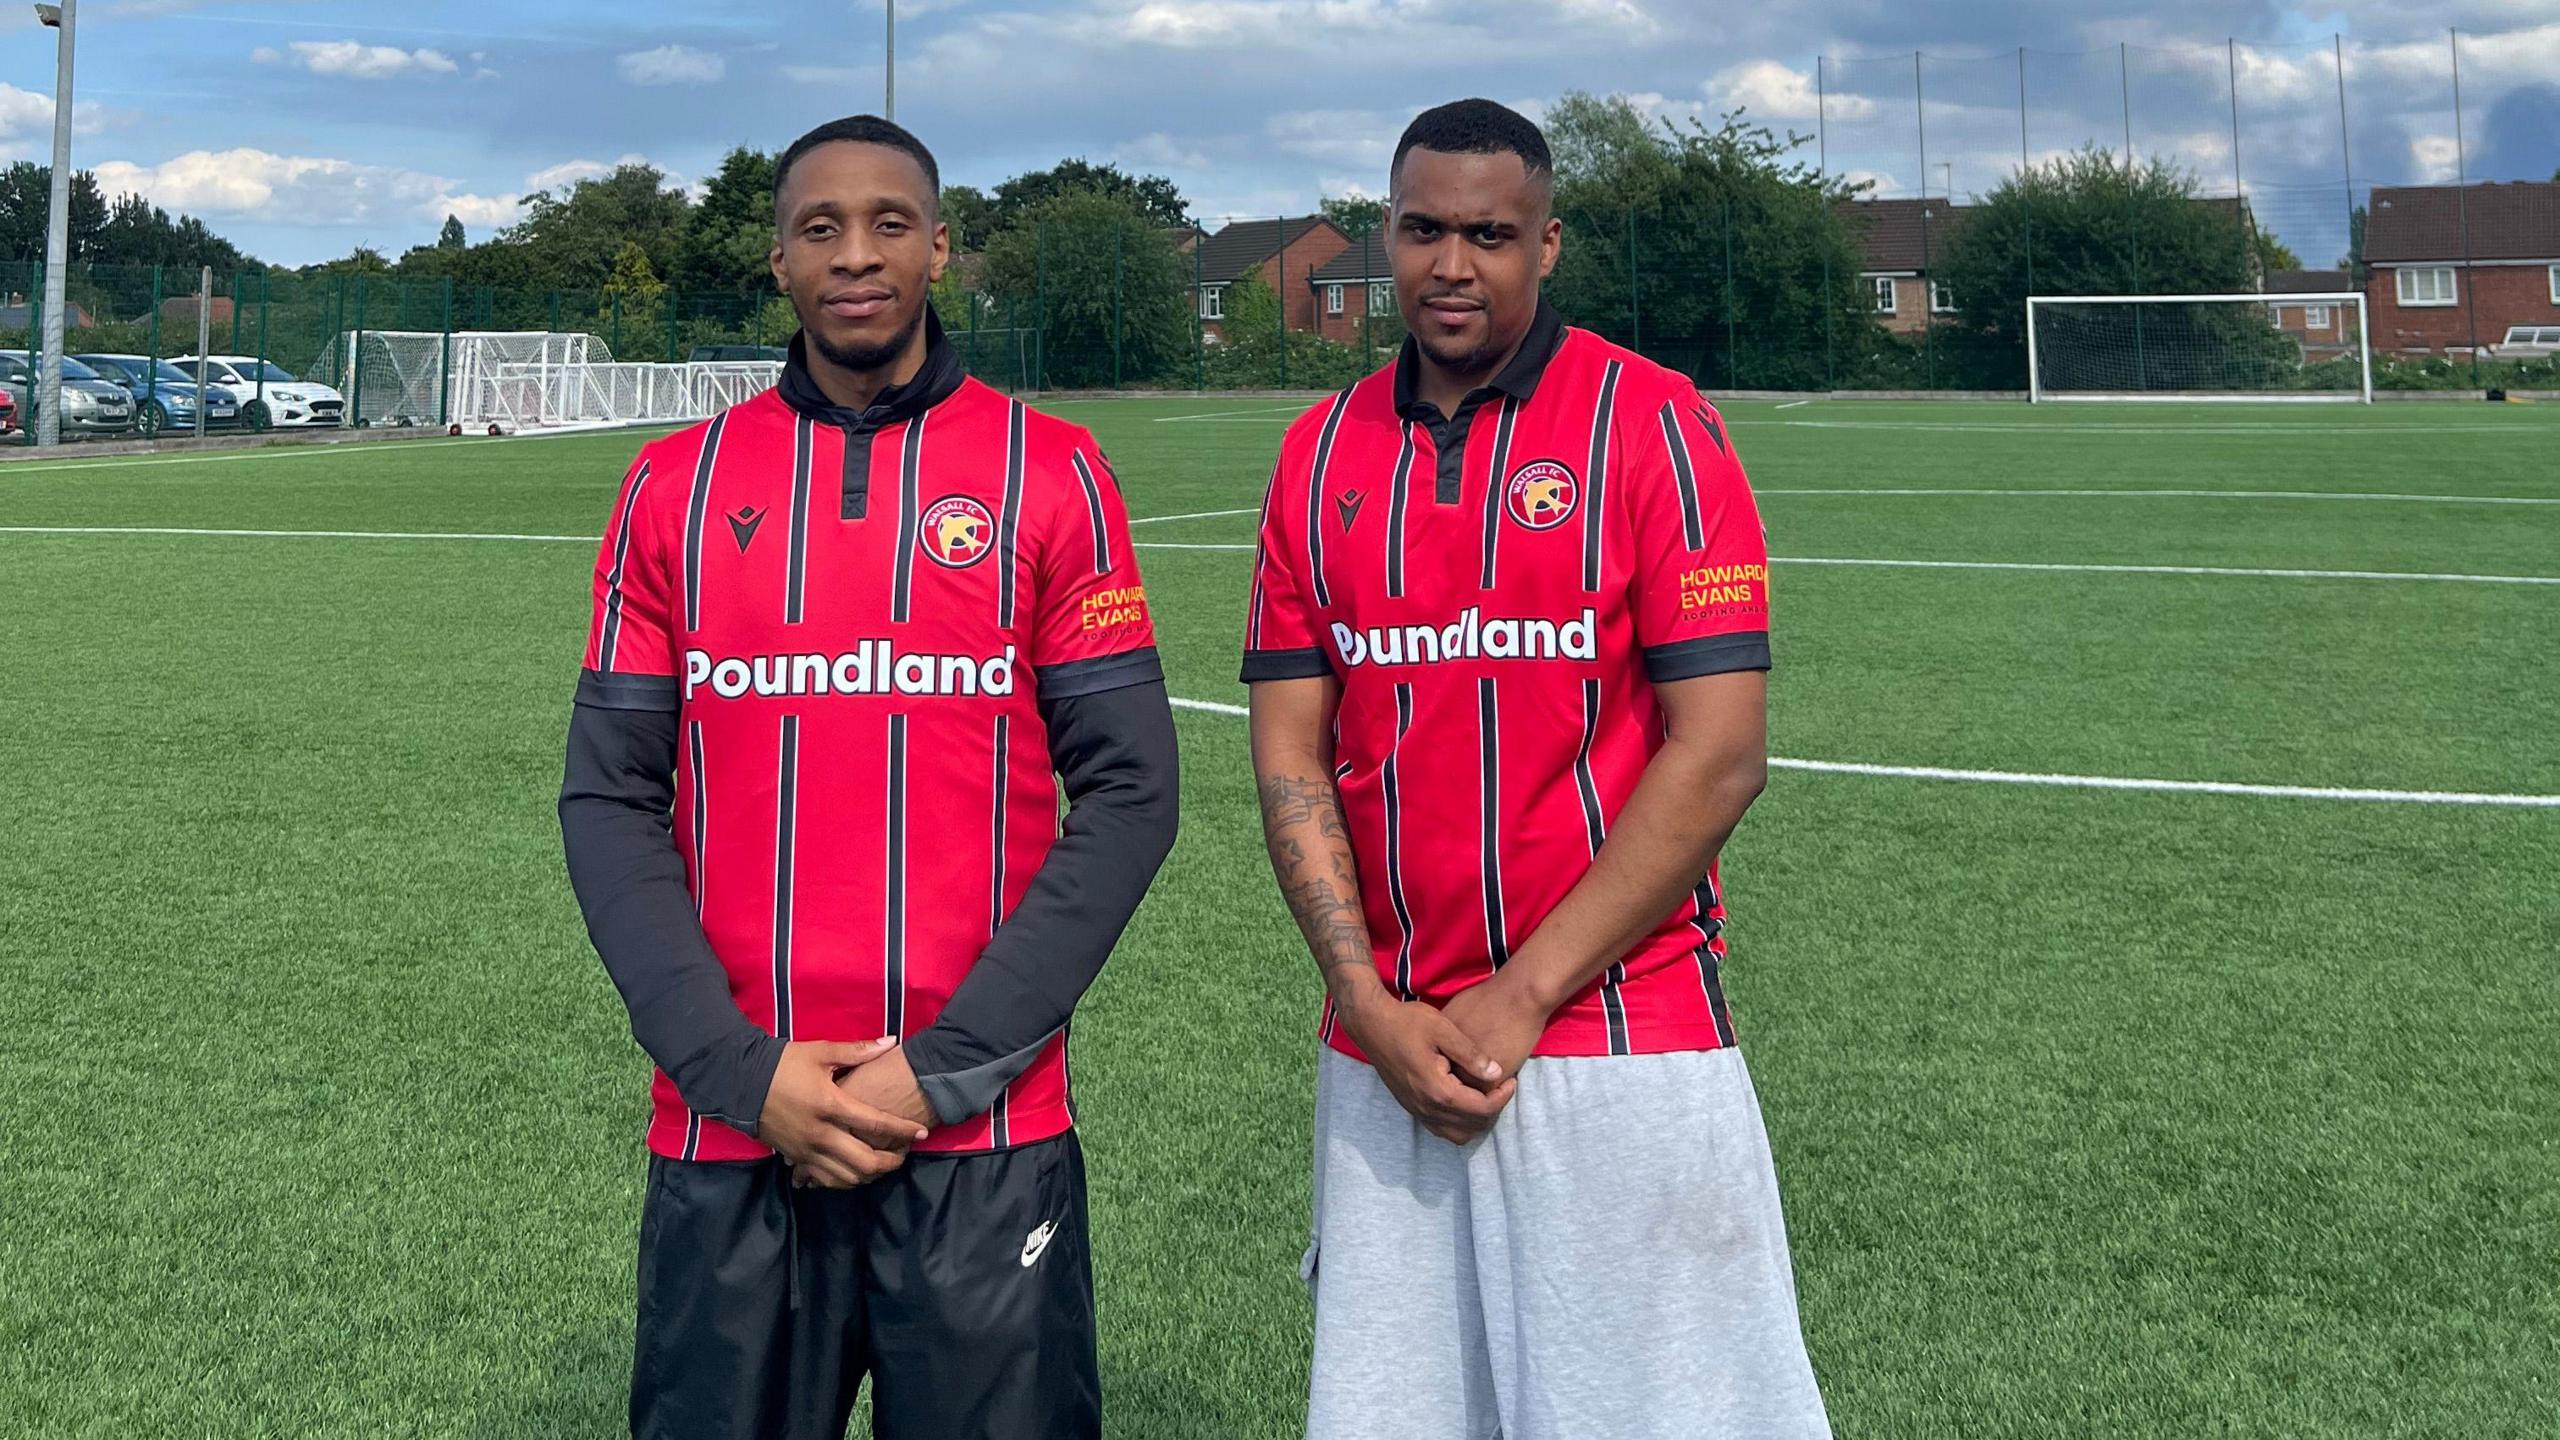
[774,115,940,220]
[1391,99,1553,187]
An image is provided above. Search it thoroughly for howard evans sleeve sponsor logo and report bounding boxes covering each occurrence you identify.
[1330,607,1598,668]
[685,643,1018,700]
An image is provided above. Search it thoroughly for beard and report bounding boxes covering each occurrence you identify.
[808,302,927,374]
[1412,324,1507,378]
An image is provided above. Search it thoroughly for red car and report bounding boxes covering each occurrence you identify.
[0,387,17,434]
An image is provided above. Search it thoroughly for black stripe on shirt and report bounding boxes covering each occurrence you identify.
[684,717,710,1160]
[772,713,800,1040]
[1070,451,1111,574]
[1385,682,1416,999]
[1479,676,1508,971]
[1385,422,1415,599]
[598,460,650,669]
[988,711,1010,1146]
[1658,400,1704,552]
[1305,391,1349,608]
[1479,397,1518,591]
[998,400,1025,627]
[1643,631,1772,682]
[786,413,814,622]
[1574,677,1630,1055]
[684,415,726,633]
[1583,360,1621,593]
[891,414,925,624]
[885,713,908,1037]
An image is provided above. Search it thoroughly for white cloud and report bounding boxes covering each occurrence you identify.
[1708,60,1875,122]
[1117,132,1214,171]
[437,193,523,227]
[279,40,460,80]
[781,64,870,85]
[90,148,489,227]
[0,82,108,143]
[1263,108,1408,169]
[618,45,725,86]
[250,46,279,64]
[2408,133,2463,184]
[524,158,612,193]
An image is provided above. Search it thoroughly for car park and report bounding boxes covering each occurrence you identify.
[165,355,346,429]
[73,354,241,437]
[0,351,137,437]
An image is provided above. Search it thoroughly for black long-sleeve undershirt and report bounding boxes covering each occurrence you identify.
[558,678,1178,1133]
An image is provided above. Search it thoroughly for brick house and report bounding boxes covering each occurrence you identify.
[2363,180,2560,356]
[1837,198,1971,334]
[1190,215,1349,344]
[2263,268,2356,358]
[1305,232,1397,346]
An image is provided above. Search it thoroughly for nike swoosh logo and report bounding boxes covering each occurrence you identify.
[725,507,765,553]
[1020,1220,1058,1268]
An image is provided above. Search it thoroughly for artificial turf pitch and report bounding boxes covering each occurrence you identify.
[3,397,2555,1437]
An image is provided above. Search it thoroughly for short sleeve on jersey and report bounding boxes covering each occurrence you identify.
[1240,457,1331,682]
[1028,441,1163,701]
[1624,387,1771,683]
[578,446,682,711]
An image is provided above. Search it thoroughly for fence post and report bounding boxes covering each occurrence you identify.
[227,271,243,355]
[194,267,210,439]
[255,268,270,426]
[147,264,162,371]
[610,291,622,357]
[1722,199,1738,388]
[1626,209,1641,352]
[2019,45,2035,389]
[1275,217,1288,390]
[349,272,368,427]
[1111,222,1124,390]
[438,275,454,427]
[1034,225,1047,392]
[1192,228,1205,392]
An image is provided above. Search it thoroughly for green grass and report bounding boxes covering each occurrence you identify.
[3,397,2557,1438]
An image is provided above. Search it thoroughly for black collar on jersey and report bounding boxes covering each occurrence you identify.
[776,308,966,520]
[1391,297,1564,504]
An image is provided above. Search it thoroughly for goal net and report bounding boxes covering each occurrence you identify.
[2027,293,2372,402]
[314,331,781,431]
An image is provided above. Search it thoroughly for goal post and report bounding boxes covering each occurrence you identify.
[2027,293,2372,403]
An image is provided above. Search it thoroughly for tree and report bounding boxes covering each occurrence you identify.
[1540,94,1875,390]
[673,146,778,296]
[990,159,1189,234]
[437,215,466,251]
[601,239,671,358]
[504,162,690,292]
[1931,148,2275,387]
[2344,204,2368,283]
[1321,195,1384,239]
[941,184,996,252]
[2251,227,2301,277]
[980,189,1190,388]
[0,162,107,265]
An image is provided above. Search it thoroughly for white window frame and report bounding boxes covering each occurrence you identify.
[1929,280,1956,314]
[1326,283,1344,316]
[2395,266,2456,308]
[2549,264,2560,306]
[1199,285,1224,321]
[1870,275,1897,314]
[1368,282,1394,316]
[2302,304,2331,330]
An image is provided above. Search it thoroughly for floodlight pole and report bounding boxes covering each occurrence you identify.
[885,0,895,119]
[34,0,76,448]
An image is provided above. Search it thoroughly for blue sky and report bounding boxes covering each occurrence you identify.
[3,0,2553,268]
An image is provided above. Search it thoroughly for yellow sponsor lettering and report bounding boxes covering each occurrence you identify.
[1078,584,1149,632]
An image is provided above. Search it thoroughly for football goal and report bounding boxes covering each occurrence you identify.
[2026,293,2372,402]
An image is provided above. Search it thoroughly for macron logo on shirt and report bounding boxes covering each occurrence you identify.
[1330,607,1598,669]
[684,643,1018,701]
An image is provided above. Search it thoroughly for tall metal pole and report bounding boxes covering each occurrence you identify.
[1814,55,1826,175]
[884,0,895,119]
[2449,28,2479,375]
[35,0,77,448]
[2019,47,2034,307]
[2229,39,2250,285]
[2334,35,2355,273]
[192,266,209,439]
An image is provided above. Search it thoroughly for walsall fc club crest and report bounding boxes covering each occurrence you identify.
[1504,460,1580,531]
[919,495,997,568]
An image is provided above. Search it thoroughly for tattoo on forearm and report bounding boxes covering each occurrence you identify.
[1256,773,1372,985]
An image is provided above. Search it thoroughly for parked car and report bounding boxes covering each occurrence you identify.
[686,344,787,363]
[0,386,16,434]
[0,351,137,437]
[74,354,241,437]
[165,354,346,429]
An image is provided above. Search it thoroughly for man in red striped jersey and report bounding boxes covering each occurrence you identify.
[1243,100,1829,1437]
[560,116,1176,1439]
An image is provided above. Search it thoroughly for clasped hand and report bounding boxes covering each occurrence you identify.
[756,1039,938,1189]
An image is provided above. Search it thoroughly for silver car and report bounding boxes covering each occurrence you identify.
[0,351,136,437]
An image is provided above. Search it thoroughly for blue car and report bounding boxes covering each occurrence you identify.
[74,354,242,437]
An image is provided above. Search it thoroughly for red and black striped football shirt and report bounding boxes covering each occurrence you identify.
[583,369,1157,1160]
[1242,302,1771,1061]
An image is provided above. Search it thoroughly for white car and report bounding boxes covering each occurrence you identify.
[166,355,346,429]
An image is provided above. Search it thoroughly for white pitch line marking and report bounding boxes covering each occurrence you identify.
[1774,399,1813,410]
[1164,697,2559,806]
[1154,405,1306,423]
[6,527,2552,587]
[1765,419,2554,435]
[0,425,672,479]
[1128,507,1260,526]
[1757,486,2560,506]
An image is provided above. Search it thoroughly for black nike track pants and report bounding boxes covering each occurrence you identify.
[629,1132,1099,1440]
